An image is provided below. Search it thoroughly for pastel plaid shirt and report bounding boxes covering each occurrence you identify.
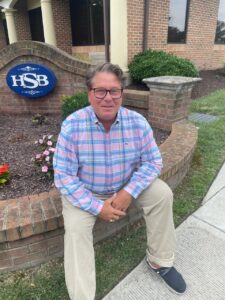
[53,106,163,215]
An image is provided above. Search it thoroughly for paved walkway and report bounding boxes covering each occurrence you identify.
[103,162,225,300]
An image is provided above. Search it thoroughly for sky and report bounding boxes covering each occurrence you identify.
[168,0,188,31]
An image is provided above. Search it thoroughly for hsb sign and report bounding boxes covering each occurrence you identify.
[6,63,57,98]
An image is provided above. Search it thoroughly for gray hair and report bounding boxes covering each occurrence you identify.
[86,62,124,90]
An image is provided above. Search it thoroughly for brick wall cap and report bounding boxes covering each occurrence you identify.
[143,76,202,91]
[123,89,149,96]
[0,41,92,74]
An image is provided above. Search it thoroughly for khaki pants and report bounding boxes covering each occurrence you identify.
[62,178,175,300]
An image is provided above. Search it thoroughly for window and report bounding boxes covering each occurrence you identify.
[70,0,105,46]
[29,8,44,42]
[168,0,189,43]
[215,0,225,43]
[2,18,9,45]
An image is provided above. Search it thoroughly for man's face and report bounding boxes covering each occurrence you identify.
[88,72,123,124]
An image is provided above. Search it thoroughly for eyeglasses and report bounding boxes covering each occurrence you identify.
[91,88,123,99]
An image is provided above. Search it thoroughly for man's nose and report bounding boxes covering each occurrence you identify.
[104,90,113,100]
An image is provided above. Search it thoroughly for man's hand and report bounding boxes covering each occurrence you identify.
[111,189,133,212]
[99,194,126,222]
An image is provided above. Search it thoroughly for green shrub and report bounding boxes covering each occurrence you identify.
[128,49,199,83]
[32,113,48,126]
[61,91,89,120]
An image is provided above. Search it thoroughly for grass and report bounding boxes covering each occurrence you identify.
[1,89,225,299]
[190,89,225,115]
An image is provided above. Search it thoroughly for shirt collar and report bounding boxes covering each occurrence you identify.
[89,106,121,126]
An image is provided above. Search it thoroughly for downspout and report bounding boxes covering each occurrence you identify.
[143,0,150,51]
[103,0,110,62]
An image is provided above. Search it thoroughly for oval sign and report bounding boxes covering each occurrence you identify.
[6,63,57,98]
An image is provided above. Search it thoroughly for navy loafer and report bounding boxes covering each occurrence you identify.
[147,260,186,294]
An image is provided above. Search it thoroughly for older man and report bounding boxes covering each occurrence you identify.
[53,63,186,300]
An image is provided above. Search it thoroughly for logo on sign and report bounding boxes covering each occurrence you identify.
[6,64,57,98]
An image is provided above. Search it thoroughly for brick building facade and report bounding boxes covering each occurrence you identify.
[0,0,225,70]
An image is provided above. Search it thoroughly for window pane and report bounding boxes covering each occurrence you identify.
[29,8,44,42]
[168,0,189,43]
[90,0,104,45]
[70,0,105,46]
[2,18,9,45]
[215,0,225,43]
[70,0,91,46]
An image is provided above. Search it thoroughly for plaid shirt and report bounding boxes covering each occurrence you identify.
[53,106,162,215]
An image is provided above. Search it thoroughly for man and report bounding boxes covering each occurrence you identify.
[53,63,186,300]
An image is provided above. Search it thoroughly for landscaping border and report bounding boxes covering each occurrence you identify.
[0,120,197,273]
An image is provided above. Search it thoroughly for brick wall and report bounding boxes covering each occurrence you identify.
[127,0,225,69]
[52,0,73,55]
[148,0,169,50]
[0,41,90,114]
[166,0,220,69]
[14,0,32,40]
[127,0,145,62]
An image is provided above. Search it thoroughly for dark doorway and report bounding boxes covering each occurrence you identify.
[70,0,107,46]
[29,7,44,42]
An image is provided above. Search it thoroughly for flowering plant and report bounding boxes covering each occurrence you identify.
[33,135,56,179]
[0,164,10,187]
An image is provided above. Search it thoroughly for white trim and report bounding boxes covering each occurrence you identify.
[110,0,128,71]
[27,0,40,11]
[0,0,19,9]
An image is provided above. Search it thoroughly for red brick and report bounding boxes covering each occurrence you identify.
[0,258,13,270]
[13,250,48,265]
[29,240,48,253]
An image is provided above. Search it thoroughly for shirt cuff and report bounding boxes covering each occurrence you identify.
[87,196,104,216]
[123,181,143,199]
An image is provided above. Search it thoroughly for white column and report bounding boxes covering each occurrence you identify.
[110,0,128,71]
[2,8,18,44]
[41,0,56,46]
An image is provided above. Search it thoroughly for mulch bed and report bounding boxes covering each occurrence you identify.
[0,113,168,200]
[0,115,61,200]
[191,69,225,99]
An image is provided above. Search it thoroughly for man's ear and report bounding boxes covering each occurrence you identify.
[87,90,91,103]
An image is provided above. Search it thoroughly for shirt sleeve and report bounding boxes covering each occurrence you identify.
[123,121,163,199]
[53,118,104,215]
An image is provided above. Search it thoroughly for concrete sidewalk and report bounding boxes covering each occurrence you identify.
[103,162,225,300]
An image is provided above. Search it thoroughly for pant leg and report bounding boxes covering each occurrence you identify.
[137,178,176,267]
[62,195,97,300]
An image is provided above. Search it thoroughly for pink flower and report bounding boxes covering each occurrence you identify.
[47,141,53,146]
[42,166,48,173]
[39,139,43,144]
[49,147,56,153]
[43,150,50,156]
[45,156,50,162]
[36,154,41,159]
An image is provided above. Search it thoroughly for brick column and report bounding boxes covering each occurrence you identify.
[2,8,18,44]
[51,0,72,54]
[14,0,32,40]
[143,76,201,131]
